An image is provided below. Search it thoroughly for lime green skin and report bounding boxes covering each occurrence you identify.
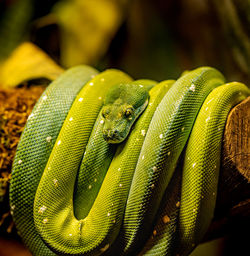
[10,66,249,256]
[177,82,249,256]
[138,82,249,256]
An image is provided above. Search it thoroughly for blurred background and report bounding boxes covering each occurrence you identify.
[0,0,249,83]
[0,0,249,255]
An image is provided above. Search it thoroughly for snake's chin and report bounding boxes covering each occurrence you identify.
[104,135,126,144]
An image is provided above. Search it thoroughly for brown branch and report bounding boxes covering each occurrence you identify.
[204,96,250,241]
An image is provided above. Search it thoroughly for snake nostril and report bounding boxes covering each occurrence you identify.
[103,129,119,139]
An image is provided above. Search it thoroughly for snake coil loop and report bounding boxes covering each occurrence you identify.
[10,66,249,256]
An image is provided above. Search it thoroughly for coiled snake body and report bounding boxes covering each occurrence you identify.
[9,66,249,255]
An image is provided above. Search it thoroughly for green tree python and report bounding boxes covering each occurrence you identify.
[9,66,249,255]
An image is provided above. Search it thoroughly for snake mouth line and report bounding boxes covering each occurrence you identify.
[103,133,125,144]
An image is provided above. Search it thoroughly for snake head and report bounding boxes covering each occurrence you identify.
[102,83,149,144]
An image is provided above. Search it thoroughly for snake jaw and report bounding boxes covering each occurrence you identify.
[103,129,125,144]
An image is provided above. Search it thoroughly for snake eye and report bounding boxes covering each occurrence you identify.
[125,108,133,118]
[102,108,110,118]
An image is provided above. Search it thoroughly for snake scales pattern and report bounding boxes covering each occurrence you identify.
[9,66,249,256]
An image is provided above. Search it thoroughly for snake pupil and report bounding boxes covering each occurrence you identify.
[125,108,133,118]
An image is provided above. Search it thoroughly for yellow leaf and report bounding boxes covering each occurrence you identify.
[0,42,64,88]
[53,0,125,67]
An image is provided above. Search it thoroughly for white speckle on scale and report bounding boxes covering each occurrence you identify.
[10,205,15,215]
[181,127,185,132]
[107,212,111,217]
[206,116,210,122]
[152,166,157,172]
[139,85,143,88]
[53,179,58,187]
[151,184,155,189]
[142,155,145,160]
[118,168,121,171]
[212,192,216,196]
[79,222,83,232]
[218,127,221,131]
[149,103,153,106]
[94,178,97,182]
[192,163,196,168]
[88,185,92,189]
[193,208,196,212]
[205,107,209,111]
[159,134,163,139]
[167,151,171,156]
[100,119,104,124]
[28,113,34,119]
[207,98,214,104]
[42,218,48,224]
[78,97,83,102]
[98,96,102,100]
[141,130,146,136]
[42,95,47,101]
[189,84,195,92]
[89,82,94,86]
[57,140,61,145]
[119,184,123,187]
[46,136,52,143]
[38,205,47,214]
[18,159,22,164]
[69,117,73,121]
